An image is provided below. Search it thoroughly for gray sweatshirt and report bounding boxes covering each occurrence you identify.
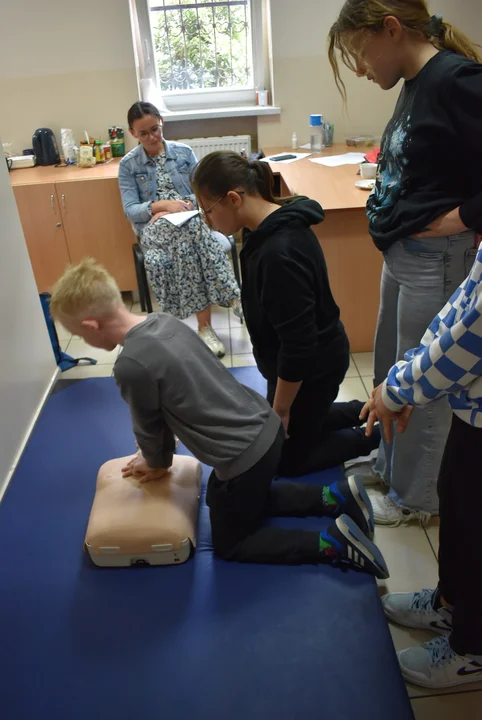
[114,313,281,480]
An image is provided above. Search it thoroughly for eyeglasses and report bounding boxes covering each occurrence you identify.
[138,125,163,139]
[199,190,245,221]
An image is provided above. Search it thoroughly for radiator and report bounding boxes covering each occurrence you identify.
[177,135,252,160]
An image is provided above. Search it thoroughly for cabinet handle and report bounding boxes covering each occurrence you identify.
[50,194,54,210]
[61,193,66,209]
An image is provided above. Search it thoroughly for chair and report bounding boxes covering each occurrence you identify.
[132,233,242,315]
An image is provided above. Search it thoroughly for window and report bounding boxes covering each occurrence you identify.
[129,0,270,113]
[151,1,254,93]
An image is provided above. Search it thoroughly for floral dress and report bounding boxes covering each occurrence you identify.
[140,153,240,319]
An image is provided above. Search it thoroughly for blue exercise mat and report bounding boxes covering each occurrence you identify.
[0,372,413,720]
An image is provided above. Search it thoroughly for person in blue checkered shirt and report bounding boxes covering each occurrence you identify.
[362,241,482,690]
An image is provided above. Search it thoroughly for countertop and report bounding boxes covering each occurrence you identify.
[10,144,372,212]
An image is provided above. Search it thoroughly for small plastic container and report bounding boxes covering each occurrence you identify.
[346,135,375,147]
[94,140,105,163]
[109,127,125,157]
[103,143,112,162]
[310,114,324,152]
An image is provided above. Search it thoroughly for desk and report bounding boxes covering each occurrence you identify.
[11,149,382,351]
[265,146,382,352]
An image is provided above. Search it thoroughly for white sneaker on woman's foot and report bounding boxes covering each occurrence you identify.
[198,324,226,357]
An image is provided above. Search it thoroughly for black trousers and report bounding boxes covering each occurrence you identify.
[207,426,329,564]
[438,414,482,655]
[267,369,380,477]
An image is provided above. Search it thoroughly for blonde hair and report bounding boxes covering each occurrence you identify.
[329,0,482,100]
[50,258,122,320]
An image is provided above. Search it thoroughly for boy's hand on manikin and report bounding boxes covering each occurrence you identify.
[122,454,169,483]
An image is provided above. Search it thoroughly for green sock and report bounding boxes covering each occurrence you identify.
[322,486,338,508]
[319,535,333,551]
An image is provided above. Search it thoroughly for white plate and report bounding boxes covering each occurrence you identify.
[355,179,376,191]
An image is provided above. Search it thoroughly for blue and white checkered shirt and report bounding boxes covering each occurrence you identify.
[382,242,482,427]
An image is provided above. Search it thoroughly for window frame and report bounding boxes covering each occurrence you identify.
[130,0,270,112]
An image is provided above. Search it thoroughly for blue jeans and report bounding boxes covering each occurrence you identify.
[373,231,477,514]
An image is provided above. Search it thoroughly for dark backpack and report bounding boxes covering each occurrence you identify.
[40,293,96,372]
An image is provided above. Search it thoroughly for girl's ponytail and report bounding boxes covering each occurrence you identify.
[436,19,482,63]
[192,151,282,204]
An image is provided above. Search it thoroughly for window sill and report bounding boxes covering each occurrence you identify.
[162,105,281,123]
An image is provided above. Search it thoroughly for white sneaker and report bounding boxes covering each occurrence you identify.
[368,490,425,526]
[198,324,226,358]
[398,636,482,689]
[382,588,453,634]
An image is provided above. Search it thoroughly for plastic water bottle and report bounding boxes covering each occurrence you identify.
[310,114,324,152]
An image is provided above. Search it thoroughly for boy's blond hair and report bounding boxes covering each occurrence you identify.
[50,258,122,320]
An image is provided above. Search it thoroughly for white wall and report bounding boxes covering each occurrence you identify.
[1,0,481,152]
[0,136,57,499]
[0,0,138,154]
[259,0,482,148]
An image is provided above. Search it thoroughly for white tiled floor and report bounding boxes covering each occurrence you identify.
[57,310,481,717]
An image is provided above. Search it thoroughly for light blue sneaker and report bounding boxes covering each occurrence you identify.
[398,635,482,689]
[382,588,452,634]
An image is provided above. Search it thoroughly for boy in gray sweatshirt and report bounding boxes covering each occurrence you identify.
[50,259,388,578]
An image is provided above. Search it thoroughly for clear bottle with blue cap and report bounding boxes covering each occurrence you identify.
[310,114,324,152]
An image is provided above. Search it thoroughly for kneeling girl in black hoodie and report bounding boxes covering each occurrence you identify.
[192,151,379,477]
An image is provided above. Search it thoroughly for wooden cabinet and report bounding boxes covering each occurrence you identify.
[56,179,136,290]
[13,174,137,292]
[13,184,71,292]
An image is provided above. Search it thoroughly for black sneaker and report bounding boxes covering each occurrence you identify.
[324,476,375,539]
[321,514,389,579]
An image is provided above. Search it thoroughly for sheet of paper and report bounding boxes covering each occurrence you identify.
[309,152,366,167]
[261,152,312,164]
[299,143,311,149]
[159,209,199,227]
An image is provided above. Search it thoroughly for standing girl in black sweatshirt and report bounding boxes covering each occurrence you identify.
[328,1,482,526]
[192,152,380,477]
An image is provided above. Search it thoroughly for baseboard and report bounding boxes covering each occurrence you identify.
[0,367,60,504]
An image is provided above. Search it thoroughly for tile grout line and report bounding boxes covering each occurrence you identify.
[423,527,439,563]
[410,686,482,701]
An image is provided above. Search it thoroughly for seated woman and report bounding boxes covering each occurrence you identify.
[118,101,240,357]
[193,151,380,476]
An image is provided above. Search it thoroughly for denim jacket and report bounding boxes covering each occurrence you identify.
[118,141,198,236]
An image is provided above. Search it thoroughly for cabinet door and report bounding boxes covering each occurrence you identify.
[13,184,71,292]
[57,179,137,291]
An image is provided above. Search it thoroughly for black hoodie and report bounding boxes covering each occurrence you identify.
[240,197,348,384]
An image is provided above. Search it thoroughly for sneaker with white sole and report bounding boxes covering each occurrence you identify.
[382,588,453,634]
[368,490,425,526]
[323,476,375,540]
[198,324,226,357]
[398,635,482,689]
[321,514,389,579]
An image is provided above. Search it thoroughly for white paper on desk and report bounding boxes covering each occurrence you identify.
[310,152,365,167]
[261,152,312,164]
[159,209,199,227]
